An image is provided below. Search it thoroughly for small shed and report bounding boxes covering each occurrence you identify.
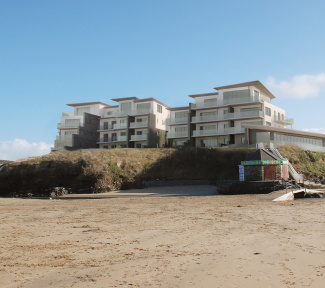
[240,149,289,181]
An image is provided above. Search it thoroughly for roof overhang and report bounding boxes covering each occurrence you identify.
[67,101,110,107]
[111,97,139,102]
[242,125,325,139]
[188,92,219,98]
[214,81,275,99]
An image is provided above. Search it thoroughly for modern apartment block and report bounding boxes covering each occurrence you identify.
[53,98,169,151]
[52,80,325,152]
[98,97,169,149]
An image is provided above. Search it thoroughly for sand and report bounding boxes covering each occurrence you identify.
[1,186,325,287]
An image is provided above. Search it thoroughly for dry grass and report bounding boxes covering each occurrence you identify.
[278,144,325,177]
[0,148,252,196]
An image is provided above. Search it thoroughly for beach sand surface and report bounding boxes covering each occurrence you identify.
[1,186,325,287]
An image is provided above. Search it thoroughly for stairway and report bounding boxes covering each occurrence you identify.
[269,143,303,183]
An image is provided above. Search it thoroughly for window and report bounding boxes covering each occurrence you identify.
[121,102,132,113]
[137,103,151,113]
[76,106,90,116]
[157,104,162,113]
[254,90,259,97]
[265,107,271,116]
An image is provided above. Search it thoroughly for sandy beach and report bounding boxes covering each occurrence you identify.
[1,186,325,287]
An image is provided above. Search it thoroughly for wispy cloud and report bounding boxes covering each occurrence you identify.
[266,73,325,99]
[303,128,325,134]
[0,139,52,161]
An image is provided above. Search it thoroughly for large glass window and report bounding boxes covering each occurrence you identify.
[265,107,271,116]
[76,107,90,116]
[137,103,151,113]
[121,102,132,112]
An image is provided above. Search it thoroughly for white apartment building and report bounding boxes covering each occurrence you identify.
[53,102,108,151]
[53,81,325,152]
[98,97,169,149]
[188,81,293,148]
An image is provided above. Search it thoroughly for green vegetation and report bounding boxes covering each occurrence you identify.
[0,148,250,196]
[278,144,325,177]
[1,144,325,197]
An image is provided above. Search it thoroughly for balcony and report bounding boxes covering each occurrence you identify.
[130,120,148,128]
[130,134,147,141]
[192,127,245,137]
[273,116,294,126]
[166,117,188,125]
[191,110,263,123]
[98,135,127,143]
[167,131,188,139]
[224,110,264,120]
[193,129,218,137]
[191,101,219,109]
[191,95,265,110]
[57,123,80,129]
[56,135,74,141]
[62,111,75,117]
[192,114,218,123]
[131,108,153,116]
[222,95,263,106]
[102,108,153,118]
[98,123,127,131]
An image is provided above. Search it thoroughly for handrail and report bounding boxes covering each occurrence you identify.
[270,145,303,183]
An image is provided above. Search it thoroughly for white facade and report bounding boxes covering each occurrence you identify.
[53,81,325,152]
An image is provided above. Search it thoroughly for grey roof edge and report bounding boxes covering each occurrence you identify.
[67,101,110,107]
[214,81,275,99]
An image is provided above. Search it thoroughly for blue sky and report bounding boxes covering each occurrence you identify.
[1,0,325,160]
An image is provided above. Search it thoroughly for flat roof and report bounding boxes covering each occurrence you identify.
[214,81,275,99]
[111,97,139,102]
[104,105,119,108]
[134,98,170,108]
[242,125,325,139]
[188,92,219,98]
[167,106,189,111]
[67,101,110,107]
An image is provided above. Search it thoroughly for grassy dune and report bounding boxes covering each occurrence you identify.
[1,145,325,197]
[0,148,250,196]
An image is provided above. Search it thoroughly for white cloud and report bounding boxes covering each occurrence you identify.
[0,139,52,161]
[266,73,325,99]
[303,128,325,134]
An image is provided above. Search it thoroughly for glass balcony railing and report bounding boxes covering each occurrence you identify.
[193,129,218,137]
[130,120,148,128]
[102,109,153,118]
[98,136,127,143]
[191,111,263,123]
[57,123,81,129]
[165,117,188,125]
[273,116,294,125]
[192,95,265,109]
[62,111,75,117]
[192,115,218,123]
[130,134,147,141]
[192,127,245,137]
[224,110,264,120]
[167,131,188,138]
